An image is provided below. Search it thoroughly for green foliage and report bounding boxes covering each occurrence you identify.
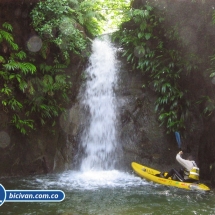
[0,22,71,134]
[196,96,215,118]
[209,43,215,79]
[31,0,131,54]
[11,114,34,135]
[88,0,131,32]
[0,23,18,50]
[203,10,215,118]
[205,48,215,118]
[113,5,197,133]
[0,22,36,134]
[31,0,104,57]
[25,62,72,126]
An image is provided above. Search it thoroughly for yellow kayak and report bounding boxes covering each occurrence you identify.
[131,162,210,191]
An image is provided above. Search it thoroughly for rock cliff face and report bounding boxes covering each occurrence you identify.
[63,53,202,173]
[114,58,202,172]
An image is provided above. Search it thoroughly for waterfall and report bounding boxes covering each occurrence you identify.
[79,36,119,171]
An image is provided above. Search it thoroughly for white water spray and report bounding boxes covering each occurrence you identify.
[80,36,119,171]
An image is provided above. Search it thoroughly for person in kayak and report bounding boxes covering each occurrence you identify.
[164,151,199,182]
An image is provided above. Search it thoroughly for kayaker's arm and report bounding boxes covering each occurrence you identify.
[176,151,192,170]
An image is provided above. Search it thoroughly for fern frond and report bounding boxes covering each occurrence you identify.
[11,42,18,51]
[55,74,66,84]
[19,80,28,92]
[0,30,18,50]
[40,41,49,59]
[8,98,23,111]
[1,84,12,95]
[43,74,53,85]
[53,63,67,69]
[0,29,13,41]
[9,74,16,80]
[0,70,9,79]
[19,62,36,74]
[2,22,13,32]
[3,60,19,71]
[40,104,52,118]
[0,55,5,63]
[11,114,34,134]
[39,63,52,73]
[15,51,27,60]
[27,80,35,95]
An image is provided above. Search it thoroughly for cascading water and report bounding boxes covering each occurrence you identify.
[79,36,119,171]
[53,36,146,190]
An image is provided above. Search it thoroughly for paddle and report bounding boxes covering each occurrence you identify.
[174,131,191,153]
[174,131,181,150]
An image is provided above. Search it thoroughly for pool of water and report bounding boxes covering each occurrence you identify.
[1,170,214,215]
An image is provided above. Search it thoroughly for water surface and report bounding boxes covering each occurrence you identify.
[1,171,214,215]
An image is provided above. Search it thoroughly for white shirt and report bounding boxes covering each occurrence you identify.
[176,153,197,179]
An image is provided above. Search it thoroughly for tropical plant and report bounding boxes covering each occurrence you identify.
[199,10,215,119]
[113,4,197,133]
[31,0,131,53]
[196,96,215,118]
[30,0,103,59]
[25,62,72,126]
[0,22,72,134]
[0,22,36,134]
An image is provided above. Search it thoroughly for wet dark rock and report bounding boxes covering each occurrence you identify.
[0,131,10,149]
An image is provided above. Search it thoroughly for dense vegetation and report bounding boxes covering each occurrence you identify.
[0,22,72,134]
[0,0,131,134]
[113,1,215,134]
[30,0,131,58]
[1,0,215,136]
